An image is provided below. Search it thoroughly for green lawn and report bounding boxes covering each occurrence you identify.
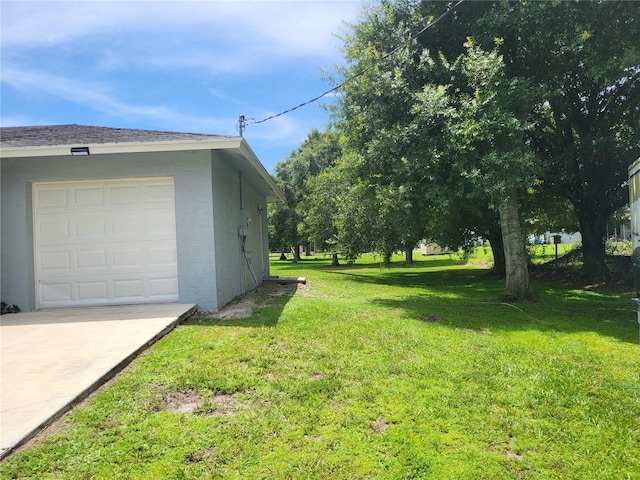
[2,252,639,479]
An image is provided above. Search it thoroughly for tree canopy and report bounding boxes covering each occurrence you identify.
[332,3,538,298]
[329,0,639,284]
[270,0,639,295]
[269,129,344,261]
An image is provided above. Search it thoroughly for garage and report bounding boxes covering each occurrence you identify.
[33,177,178,309]
[2,124,285,312]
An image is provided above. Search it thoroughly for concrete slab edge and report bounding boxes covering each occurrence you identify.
[263,276,306,284]
[0,305,197,461]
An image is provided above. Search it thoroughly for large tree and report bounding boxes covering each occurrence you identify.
[418,44,536,300]
[334,2,536,299]
[306,157,421,266]
[418,0,640,280]
[269,129,343,262]
[334,0,640,283]
[298,131,346,265]
[506,3,640,281]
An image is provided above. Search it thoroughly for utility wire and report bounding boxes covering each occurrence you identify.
[239,0,465,133]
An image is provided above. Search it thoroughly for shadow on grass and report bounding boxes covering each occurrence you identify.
[271,256,461,273]
[331,267,503,293]
[333,268,639,345]
[186,283,299,328]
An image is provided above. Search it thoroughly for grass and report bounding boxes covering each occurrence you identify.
[2,251,639,479]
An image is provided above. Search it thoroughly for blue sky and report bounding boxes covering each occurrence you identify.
[1,1,362,173]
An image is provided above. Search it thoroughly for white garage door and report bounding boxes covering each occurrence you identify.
[33,178,178,309]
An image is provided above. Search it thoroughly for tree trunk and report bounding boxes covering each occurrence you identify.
[305,244,312,256]
[577,214,609,282]
[292,245,301,263]
[405,247,414,265]
[331,253,340,266]
[486,231,505,276]
[498,192,532,301]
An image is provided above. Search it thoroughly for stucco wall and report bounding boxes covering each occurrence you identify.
[243,171,271,281]
[1,150,219,311]
[211,153,270,308]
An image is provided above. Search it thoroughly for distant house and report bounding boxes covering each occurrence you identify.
[419,241,454,256]
[0,125,284,312]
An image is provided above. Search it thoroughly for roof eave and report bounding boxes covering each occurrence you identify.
[238,138,285,203]
[0,137,242,158]
[0,136,285,203]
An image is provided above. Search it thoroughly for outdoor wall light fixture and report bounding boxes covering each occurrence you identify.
[70,146,90,156]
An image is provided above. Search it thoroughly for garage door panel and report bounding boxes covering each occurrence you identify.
[38,215,112,244]
[40,251,71,272]
[39,243,178,275]
[73,186,104,206]
[150,277,179,296]
[112,276,178,300]
[76,249,107,269]
[148,246,178,266]
[111,247,142,268]
[111,214,147,238]
[145,184,175,204]
[109,184,143,204]
[40,283,73,303]
[36,186,69,209]
[114,279,144,298]
[146,211,176,235]
[74,215,107,238]
[77,282,108,301]
[34,178,178,309]
[109,212,176,239]
[39,273,178,301]
[37,217,72,243]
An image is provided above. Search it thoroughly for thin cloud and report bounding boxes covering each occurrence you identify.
[0,115,49,128]
[2,2,360,82]
[2,2,358,57]
[0,64,317,142]
[0,65,231,132]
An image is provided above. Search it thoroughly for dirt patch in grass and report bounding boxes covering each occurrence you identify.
[163,389,202,414]
[187,446,217,464]
[160,389,250,418]
[505,435,524,461]
[261,281,301,298]
[467,327,493,335]
[188,447,217,463]
[371,416,389,433]
[189,282,301,321]
[204,393,244,417]
[215,298,259,320]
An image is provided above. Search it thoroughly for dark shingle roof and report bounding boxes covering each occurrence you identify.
[0,124,235,148]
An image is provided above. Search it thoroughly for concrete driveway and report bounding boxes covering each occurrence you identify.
[0,303,196,459]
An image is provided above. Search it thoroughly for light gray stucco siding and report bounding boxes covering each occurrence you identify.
[0,150,218,311]
[241,167,271,281]
[211,152,270,308]
[211,153,244,308]
[1,158,36,310]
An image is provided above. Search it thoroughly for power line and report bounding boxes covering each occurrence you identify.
[238,0,465,134]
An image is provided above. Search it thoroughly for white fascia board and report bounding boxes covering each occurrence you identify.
[0,136,285,203]
[0,137,242,158]
[238,138,285,203]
